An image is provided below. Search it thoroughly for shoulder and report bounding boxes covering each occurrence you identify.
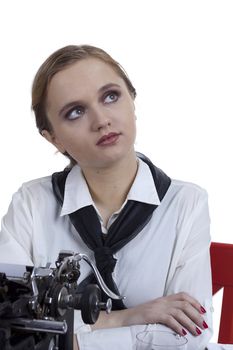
[12,175,54,206]
[21,175,53,193]
[2,175,56,227]
[21,175,52,188]
[167,179,209,214]
[171,179,208,198]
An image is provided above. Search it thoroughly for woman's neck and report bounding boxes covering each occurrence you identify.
[81,153,138,225]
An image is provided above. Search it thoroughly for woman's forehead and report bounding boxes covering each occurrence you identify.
[51,58,121,86]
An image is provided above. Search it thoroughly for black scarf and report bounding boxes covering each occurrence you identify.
[52,153,171,309]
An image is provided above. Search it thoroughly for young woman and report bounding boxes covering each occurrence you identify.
[0,45,213,349]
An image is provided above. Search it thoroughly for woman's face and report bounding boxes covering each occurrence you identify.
[44,58,136,170]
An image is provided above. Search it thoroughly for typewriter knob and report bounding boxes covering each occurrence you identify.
[80,284,112,324]
[96,298,112,314]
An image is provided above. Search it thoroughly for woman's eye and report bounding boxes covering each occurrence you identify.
[66,106,85,120]
[104,91,119,104]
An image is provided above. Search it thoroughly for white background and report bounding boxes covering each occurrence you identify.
[0,0,232,343]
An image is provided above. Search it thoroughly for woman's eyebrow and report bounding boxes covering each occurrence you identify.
[59,101,82,117]
[98,83,121,93]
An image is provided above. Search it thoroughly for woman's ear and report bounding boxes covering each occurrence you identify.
[41,129,66,153]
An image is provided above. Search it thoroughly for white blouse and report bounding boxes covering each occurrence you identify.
[0,158,213,350]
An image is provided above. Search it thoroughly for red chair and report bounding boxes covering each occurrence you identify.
[210,242,233,344]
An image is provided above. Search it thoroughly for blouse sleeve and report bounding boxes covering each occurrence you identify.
[0,186,34,265]
[164,188,214,349]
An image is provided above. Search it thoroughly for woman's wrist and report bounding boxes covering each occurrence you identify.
[73,335,80,350]
[91,308,139,330]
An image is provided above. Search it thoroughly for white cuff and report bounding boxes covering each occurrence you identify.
[73,310,92,334]
[77,326,133,350]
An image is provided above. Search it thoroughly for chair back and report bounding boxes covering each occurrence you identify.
[210,242,233,344]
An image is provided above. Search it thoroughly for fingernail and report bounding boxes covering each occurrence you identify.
[203,321,208,329]
[182,328,187,335]
[196,327,202,335]
[200,306,206,314]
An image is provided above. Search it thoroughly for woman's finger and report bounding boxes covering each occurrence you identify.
[167,292,206,314]
[170,307,205,336]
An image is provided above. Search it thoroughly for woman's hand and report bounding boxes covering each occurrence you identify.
[124,292,208,336]
[92,292,208,337]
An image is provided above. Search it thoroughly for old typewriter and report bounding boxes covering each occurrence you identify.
[0,251,123,349]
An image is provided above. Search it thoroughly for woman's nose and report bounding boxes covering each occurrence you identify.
[90,107,111,131]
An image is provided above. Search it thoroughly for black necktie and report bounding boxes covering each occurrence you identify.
[52,153,171,309]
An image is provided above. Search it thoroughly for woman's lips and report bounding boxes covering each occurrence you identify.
[96,132,121,146]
